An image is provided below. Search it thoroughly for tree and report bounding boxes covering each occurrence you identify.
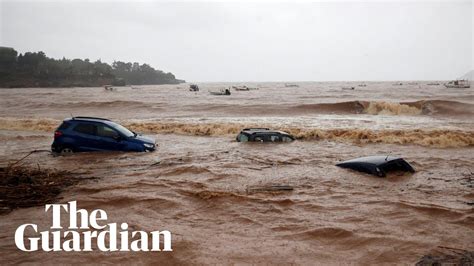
[0,47,184,87]
[0,47,18,74]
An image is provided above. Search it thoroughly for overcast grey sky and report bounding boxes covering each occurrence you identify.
[1,0,472,82]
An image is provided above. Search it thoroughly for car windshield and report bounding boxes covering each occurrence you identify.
[109,122,135,138]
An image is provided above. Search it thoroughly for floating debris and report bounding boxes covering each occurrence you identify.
[246,184,294,193]
[0,151,83,214]
[416,246,474,266]
[0,165,80,214]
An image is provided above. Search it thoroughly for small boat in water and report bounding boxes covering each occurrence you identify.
[189,84,199,91]
[103,85,116,91]
[209,88,231,95]
[342,86,355,90]
[232,85,258,91]
[444,80,470,88]
[232,85,249,91]
[284,83,299,88]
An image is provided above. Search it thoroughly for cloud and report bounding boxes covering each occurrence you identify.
[1,1,472,81]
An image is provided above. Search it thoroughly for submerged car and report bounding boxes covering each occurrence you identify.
[51,117,156,154]
[336,155,415,177]
[236,128,295,142]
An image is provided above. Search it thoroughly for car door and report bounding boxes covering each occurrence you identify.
[252,134,266,142]
[95,124,126,151]
[71,123,100,151]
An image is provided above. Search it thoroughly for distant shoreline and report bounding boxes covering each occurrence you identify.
[0,83,185,89]
[0,47,185,88]
[2,80,473,89]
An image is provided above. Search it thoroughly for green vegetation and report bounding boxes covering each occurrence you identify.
[0,47,184,88]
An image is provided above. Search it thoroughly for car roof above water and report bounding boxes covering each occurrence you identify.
[338,155,403,166]
[63,117,118,126]
[336,155,415,177]
[65,117,110,123]
[240,128,289,134]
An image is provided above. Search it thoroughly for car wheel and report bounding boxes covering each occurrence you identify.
[59,147,74,155]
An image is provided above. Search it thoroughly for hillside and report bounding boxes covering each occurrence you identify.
[458,70,473,80]
[0,47,185,88]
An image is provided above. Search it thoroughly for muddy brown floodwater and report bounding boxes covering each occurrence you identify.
[0,82,473,264]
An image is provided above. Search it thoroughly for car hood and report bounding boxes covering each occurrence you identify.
[131,134,155,144]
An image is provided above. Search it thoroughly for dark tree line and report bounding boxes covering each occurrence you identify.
[0,47,184,88]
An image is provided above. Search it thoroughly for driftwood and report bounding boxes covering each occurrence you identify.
[0,151,80,214]
[246,184,293,194]
[416,246,474,266]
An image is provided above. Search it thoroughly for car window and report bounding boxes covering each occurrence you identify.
[109,122,134,138]
[73,123,96,135]
[253,134,265,142]
[237,133,249,142]
[282,136,293,142]
[58,122,71,130]
[97,124,119,138]
[270,135,281,142]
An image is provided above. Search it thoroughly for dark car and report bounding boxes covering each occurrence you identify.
[236,128,295,142]
[336,155,415,177]
[51,117,156,154]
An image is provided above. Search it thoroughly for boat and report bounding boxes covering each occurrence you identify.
[232,85,259,91]
[444,80,470,88]
[341,86,355,90]
[103,85,115,91]
[232,85,249,91]
[284,83,299,88]
[209,88,231,95]
[189,84,199,91]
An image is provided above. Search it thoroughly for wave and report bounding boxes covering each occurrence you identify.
[291,100,474,116]
[360,101,423,115]
[127,121,474,148]
[0,117,473,148]
[13,99,474,117]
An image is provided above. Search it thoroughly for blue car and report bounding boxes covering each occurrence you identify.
[51,117,156,154]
